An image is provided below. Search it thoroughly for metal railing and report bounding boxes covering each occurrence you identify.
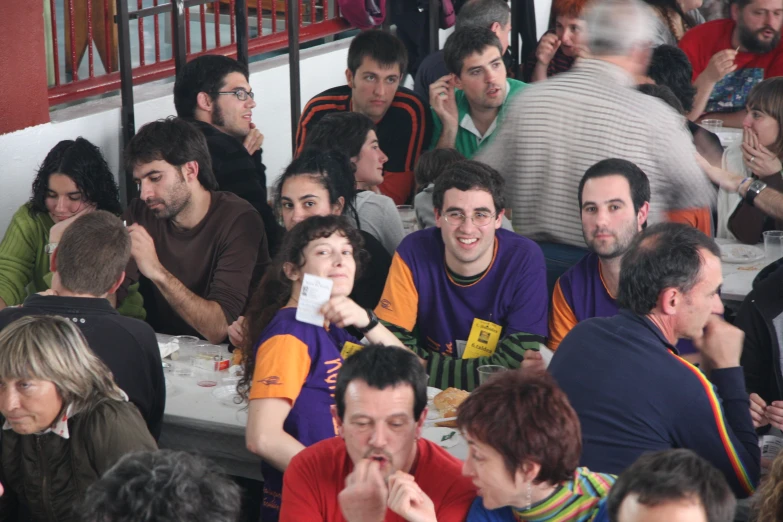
[46,0,351,107]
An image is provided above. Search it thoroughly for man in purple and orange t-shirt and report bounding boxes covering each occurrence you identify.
[280,345,476,522]
[375,161,548,391]
[679,0,783,126]
[549,159,699,361]
[296,30,431,205]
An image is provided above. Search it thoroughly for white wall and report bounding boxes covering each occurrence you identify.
[0,39,351,233]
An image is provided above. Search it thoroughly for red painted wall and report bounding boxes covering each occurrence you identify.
[0,1,50,135]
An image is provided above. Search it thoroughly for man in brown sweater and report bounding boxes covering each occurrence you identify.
[122,117,269,344]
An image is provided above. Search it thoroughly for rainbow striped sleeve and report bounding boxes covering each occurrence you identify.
[671,353,756,496]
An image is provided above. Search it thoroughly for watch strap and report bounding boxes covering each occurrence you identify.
[357,308,379,335]
[745,179,767,207]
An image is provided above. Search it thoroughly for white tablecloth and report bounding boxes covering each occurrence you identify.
[157,335,262,480]
[718,239,768,302]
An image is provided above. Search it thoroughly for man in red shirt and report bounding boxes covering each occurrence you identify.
[679,0,783,127]
[280,345,476,522]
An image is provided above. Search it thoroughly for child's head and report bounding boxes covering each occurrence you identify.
[414,148,466,188]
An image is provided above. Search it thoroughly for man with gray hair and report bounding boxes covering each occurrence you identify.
[414,0,512,101]
[0,210,165,439]
[476,0,716,293]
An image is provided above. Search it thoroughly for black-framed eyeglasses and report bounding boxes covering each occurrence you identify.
[213,89,254,101]
[442,211,496,227]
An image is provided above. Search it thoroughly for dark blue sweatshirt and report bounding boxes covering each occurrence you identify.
[549,309,760,498]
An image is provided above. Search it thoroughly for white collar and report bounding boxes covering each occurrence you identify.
[3,403,75,439]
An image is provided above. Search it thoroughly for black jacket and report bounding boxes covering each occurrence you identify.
[737,259,783,403]
[190,119,284,256]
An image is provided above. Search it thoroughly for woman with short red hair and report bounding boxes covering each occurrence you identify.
[523,0,590,82]
[458,371,615,521]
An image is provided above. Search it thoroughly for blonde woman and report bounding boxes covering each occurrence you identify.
[0,315,156,522]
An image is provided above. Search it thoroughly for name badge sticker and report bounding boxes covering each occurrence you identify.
[340,341,365,359]
[462,319,502,359]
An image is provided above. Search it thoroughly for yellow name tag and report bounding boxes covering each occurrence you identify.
[341,341,365,359]
[462,319,502,359]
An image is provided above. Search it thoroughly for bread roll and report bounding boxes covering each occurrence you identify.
[432,387,470,418]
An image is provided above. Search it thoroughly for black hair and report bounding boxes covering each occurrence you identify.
[124,117,218,191]
[80,450,241,522]
[415,148,466,187]
[607,449,736,522]
[617,222,721,315]
[455,0,511,30]
[347,30,408,77]
[334,344,428,421]
[432,159,506,214]
[173,55,249,118]
[638,83,685,115]
[640,0,698,38]
[302,112,376,160]
[238,215,367,400]
[578,158,651,215]
[275,148,360,224]
[29,138,122,217]
[444,26,503,76]
[646,45,697,114]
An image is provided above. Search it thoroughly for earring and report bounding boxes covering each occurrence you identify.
[525,482,532,509]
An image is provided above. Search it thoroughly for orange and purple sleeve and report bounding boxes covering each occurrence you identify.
[548,279,578,351]
[249,334,311,403]
[375,253,419,332]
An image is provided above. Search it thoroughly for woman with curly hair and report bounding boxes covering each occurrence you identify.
[753,449,783,522]
[238,214,404,522]
[0,138,122,310]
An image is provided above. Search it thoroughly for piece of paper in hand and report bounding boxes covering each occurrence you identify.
[295,274,334,327]
[539,345,555,368]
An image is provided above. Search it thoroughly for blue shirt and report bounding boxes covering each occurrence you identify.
[549,310,760,498]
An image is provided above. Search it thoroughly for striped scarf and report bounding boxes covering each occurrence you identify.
[511,468,615,522]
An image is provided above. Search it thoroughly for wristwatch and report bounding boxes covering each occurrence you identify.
[45,242,58,255]
[357,308,379,335]
[744,179,767,207]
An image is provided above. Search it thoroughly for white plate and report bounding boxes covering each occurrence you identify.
[421,427,462,448]
[211,385,245,406]
[720,244,764,264]
[426,386,441,400]
[426,387,444,420]
[165,376,183,398]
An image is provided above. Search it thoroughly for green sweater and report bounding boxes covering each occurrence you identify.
[430,78,527,158]
[0,204,145,319]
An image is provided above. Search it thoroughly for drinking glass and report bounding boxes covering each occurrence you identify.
[397,205,418,235]
[477,365,507,385]
[764,231,783,261]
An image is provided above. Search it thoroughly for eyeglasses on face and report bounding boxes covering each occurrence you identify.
[442,210,496,227]
[213,89,254,101]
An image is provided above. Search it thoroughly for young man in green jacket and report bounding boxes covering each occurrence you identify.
[429,26,527,158]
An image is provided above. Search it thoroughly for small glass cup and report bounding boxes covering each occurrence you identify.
[701,119,723,134]
[764,231,783,261]
[477,365,507,386]
[397,205,418,235]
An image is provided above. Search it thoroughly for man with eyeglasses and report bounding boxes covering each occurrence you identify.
[374,160,548,390]
[174,55,283,254]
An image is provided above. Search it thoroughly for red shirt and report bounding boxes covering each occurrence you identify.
[280,437,476,522]
[679,19,783,111]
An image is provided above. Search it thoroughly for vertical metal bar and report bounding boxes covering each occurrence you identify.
[87,0,94,77]
[154,0,161,62]
[214,1,221,48]
[287,0,301,154]
[185,4,192,53]
[137,0,146,66]
[200,4,207,50]
[103,0,112,71]
[67,0,79,80]
[510,0,520,72]
[428,0,438,53]
[50,0,61,85]
[230,0,236,43]
[172,0,188,74]
[272,0,278,33]
[236,0,249,67]
[116,0,136,207]
[256,0,262,36]
[310,0,316,24]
